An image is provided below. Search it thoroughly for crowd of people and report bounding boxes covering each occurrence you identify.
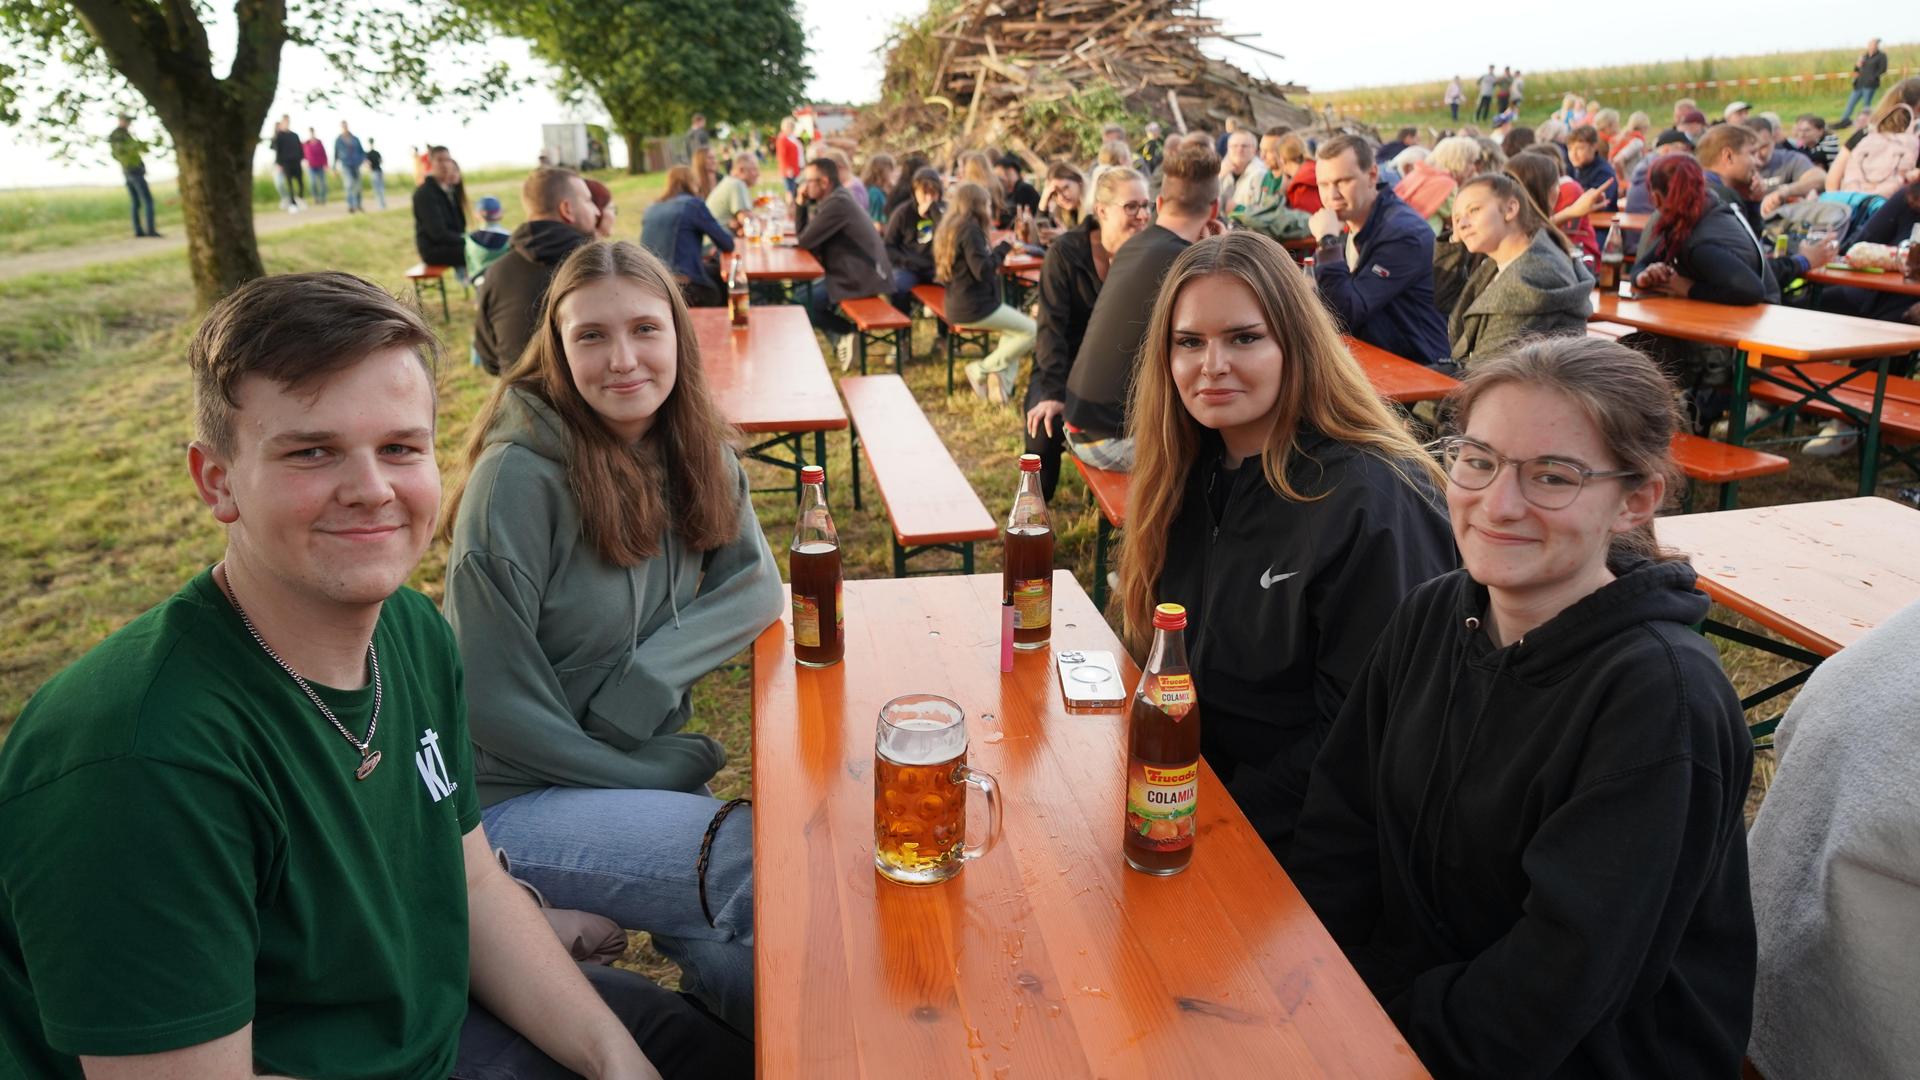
[22,48,1918,1076]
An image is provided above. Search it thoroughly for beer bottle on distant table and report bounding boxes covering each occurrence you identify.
[727,253,750,327]
[1124,602,1200,875]
[1002,453,1053,650]
[1599,218,1625,291]
[790,465,843,666]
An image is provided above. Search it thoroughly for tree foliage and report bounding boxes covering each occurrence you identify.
[470,0,811,143]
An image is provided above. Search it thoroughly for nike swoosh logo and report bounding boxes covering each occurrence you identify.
[1260,568,1297,589]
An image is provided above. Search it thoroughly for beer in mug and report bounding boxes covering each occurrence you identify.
[1002,453,1054,650]
[874,694,1001,885]
[790,465,843,667]
[727,253,750,327]
[1125,603,1201,875]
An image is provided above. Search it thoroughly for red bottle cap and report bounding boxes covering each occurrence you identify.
[1018,453,1042,473]
[800,465,825,484]
[1153,603,1187,630]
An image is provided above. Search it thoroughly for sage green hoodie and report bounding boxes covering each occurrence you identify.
[443,387,784,807]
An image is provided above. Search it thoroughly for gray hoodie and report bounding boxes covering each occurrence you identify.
[443,387,784,807]
[1446,228,1595,363]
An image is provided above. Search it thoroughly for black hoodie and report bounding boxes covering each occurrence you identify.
[1292,560,1756,1079]
[473,219,594,376]
[1155,430,1456,861]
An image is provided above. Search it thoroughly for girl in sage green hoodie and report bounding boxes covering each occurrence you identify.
[442,241,783,1037]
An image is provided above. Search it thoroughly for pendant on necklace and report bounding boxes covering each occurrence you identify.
[356,750,382,781]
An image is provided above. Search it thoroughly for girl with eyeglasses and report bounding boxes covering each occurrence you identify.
[1116,231,1456,862]
[1023,166,1152,500]
[1292,336,1755,1078]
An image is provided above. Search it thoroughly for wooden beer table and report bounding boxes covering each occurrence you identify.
[1588,210,1649,232]
[1590,292,1920,498]
[1657,497,1920,739]
[750,572,1427,1079]
[691,305,845,496]
[1805,265,1920,298]
[726,243,824,284]
[1346,337,1459,403]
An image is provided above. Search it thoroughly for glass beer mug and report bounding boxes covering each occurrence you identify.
[873,694,1002,886]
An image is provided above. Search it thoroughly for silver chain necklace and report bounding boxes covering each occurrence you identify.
[217,564,383,780]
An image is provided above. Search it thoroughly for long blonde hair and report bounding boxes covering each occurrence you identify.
[957,150,1004,216]
[441,241,741,564]
[1118,232,1445,652]
[933,181,990,284]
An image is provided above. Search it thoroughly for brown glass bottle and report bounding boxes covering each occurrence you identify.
[727,255,751,327]
[1124,603,1201,875]
[790,466,843,666]
[1002,453,1054,650]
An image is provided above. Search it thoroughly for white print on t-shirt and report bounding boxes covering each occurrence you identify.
[416,727,459,803]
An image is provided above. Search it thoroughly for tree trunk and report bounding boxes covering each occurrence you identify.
[171,125,266,309]
[624,131,645,175]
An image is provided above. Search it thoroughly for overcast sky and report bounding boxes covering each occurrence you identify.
[0,0,1905,189]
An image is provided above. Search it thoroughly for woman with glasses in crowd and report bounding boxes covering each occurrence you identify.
[1117,231,1455,862]
[1293,337,1755,1078]
[1022,166,1151,500]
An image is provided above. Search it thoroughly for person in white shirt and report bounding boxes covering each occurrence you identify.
[1219,130,1268,217]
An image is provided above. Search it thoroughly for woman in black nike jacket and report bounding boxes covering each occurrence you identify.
[1292,336,1755,1078]
[1115,230,1456,863]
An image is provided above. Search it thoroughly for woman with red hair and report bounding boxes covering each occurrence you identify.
[1630,155,1775,305]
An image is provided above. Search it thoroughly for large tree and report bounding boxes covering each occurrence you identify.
[471,0,810,173]
[0,0,515,307]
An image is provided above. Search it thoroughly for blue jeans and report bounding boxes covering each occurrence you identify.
[122,165,155,236]
[308,166,328,204]
[371,169,387,209]
[342,163,363,210]
[1840,87,1874,122]
[480,787,755,1034]
[800,279,854,344]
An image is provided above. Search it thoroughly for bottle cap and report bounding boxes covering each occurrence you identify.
[1018,453,1042,473]
[800,465,825,484]
[1153,603,1187,630]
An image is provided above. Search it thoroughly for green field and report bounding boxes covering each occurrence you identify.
[1304,43,1918,134]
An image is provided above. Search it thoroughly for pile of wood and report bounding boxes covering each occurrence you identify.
[855,0,1318,164]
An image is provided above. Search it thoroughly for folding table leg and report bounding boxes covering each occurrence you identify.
[1721,352,1756,509]
[892,539,907,578]
[1093,517,1111,610]
[946,330,956,395]
[893,328,906,371]
[1858,355,1890,496]
[962,543,974,574]
[850,429,863,511]
[435,277,450,322]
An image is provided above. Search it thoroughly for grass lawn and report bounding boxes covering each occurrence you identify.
[0,162,1875,975]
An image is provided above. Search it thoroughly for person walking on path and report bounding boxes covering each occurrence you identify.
[271,115,305,207]
[108,113,159,239]
[1495,67,1513,115]
[333,122,367,214]
[1476,66,1497,122]
[1841,38,1889,127]
[302,129,329,206]
[1511,70,1527,113]
[365,138,387,210]
[1445,77,1465,123]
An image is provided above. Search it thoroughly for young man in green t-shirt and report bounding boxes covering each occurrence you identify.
[0,271,749,1079]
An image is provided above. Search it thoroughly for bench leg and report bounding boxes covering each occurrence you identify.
[1858,355,1890,497]
[893,327,906,371]
[946,329,956,395]
[1093,516,1111,610]
[1716,481,1739,512]
[857,330,870,376]
[1721,353,1755,510]
[436,276,450,322]
[850,428,862,511]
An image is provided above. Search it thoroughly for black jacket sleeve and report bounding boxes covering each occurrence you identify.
[1682,234,1770,305]
[883,202,912,264]
[961,225,1008,282]
[1031,240,1082,404]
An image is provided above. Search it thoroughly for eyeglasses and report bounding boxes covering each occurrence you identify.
[1438,436,1640,510]
[1103,200,1152,217]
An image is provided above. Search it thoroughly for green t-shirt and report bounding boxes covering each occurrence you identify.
[706,174,752,224]
[107,127,144,170]
[0,569,480,1079]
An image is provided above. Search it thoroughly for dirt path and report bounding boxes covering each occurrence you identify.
[0,196,400,282]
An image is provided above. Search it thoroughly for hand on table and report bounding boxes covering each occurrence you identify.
[1633,262,1675,292]
[1799,235,1838,269]
[1026,399,1064,439]
[1308,207,1342,241]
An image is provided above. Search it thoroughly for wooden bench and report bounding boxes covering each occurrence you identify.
[1586,320,1636,340]
[836,296,911,375]
[1070,455,1130,610]
[405,263,456,321]
[910,283,994,395]
[1669,433,1790,511]
[839,375,999,576]
[1747,367,1920,445]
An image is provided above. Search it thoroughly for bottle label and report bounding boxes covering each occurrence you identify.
[1148,673,1194,719]
[793,594,820,647]
[1011,577,1050,629]
[1126,758,1197,851]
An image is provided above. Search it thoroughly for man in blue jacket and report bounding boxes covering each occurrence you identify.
[332,121,368,214]
[1308,135,1450,367]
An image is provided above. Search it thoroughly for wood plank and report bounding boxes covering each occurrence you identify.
[1655,497,1920,656]
[1805,265,1920,299]
[1344,337,1460,404]
[840,374,999,547]
[691,305,846,434]
[726,244,824,283]
[751,572,1428,1078]
[1590,291,1920,363]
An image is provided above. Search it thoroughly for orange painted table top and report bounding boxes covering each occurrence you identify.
[1345,337,1460,403]
[1589,210,1649,231]
[726,243,825,282]
[691,305,846,434]
[750,572,1427,1079]
[1590,292,1920,363]
[1655,497,1920,656]
[1806,265,1920,299]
